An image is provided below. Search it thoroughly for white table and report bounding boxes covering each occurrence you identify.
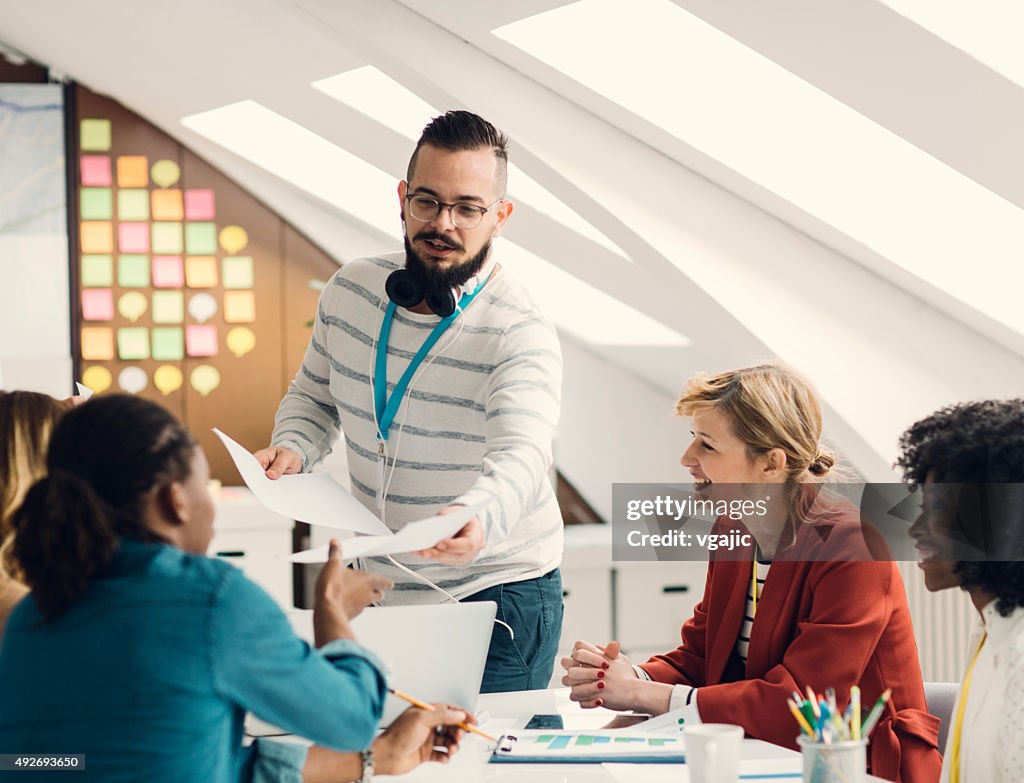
[373,688,889,782]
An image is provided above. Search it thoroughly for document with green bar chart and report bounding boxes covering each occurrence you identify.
[490,730,685,763]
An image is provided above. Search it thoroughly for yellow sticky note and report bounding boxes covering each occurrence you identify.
[80,222,114,254]
[185,256,218,288]
[80,119,111,152]
[117,156,149,188]
[81,327,115,360]
[151,189,184,221]
[223,290,256,323]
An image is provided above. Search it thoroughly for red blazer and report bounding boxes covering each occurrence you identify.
[639,510,941,783]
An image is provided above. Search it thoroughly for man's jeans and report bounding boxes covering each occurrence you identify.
[462,568,564,693]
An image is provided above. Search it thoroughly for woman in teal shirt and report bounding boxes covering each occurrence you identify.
[0,395,469,782]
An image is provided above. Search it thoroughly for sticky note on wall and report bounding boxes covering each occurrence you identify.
[151,222,183,254]
[117,327,150,360]
[152,291,184,323]
[81,289,114,321]
[185,256,218,288]
[81,255,114,287]
[151,327,185,360]
[80,188,113,220]
[80,156,112,187]
[118,189,150,221]
[185,222,217,255]
[80,222,113,254]
[186,325,218,357]
[151,189,184,221]
[117,156,148,188]
[222,256,254,289]
[118,255,150,288]
[152,256,184,288]
[223,290,256,323]
[80,119,112,151]
[118,222,150,253]
[184,189,215,220]
[81,327,115,360]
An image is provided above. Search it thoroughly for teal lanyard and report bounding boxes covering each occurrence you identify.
[373,287,482,441]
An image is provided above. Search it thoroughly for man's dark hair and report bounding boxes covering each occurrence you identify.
[897,399,1024,616]
[407,111,509,197]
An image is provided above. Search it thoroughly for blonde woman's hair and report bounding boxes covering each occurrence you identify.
[0,391,69,582]
[676,363,835,480]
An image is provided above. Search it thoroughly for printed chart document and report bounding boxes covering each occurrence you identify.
[214,428,390,536]
[287,506,477,563]
[490,729,685,763]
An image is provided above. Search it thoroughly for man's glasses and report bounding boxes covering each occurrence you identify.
[405,193,503,230]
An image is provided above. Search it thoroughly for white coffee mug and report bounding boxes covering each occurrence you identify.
[684,724,744,783]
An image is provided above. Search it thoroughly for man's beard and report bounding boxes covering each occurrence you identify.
[403,233,491,293]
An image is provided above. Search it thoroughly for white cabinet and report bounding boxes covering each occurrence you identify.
[614,561,706,659]
[211,488,294,609]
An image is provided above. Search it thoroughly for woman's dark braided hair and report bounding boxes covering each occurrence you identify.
[10,394,196,622]
[897,399,1024,617]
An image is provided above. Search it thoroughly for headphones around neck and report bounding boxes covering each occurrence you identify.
[384,255,496,317]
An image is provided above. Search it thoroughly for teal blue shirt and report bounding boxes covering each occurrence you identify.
[0,540,387,781]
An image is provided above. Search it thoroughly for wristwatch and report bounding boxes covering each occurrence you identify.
[359,747,374,782]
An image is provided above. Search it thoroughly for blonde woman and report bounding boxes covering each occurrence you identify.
[0,390,70,640]
[562,364,941,783]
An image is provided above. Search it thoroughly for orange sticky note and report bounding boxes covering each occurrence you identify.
[81,327,115,360]
[223,290,256,323]
[185,256,218,288]
[117,156,149,188]
[151,189,184,221]
[80,221,114,254]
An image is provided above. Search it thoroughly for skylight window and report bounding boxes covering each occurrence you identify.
[182,100,397,236]
[501,240,689,346]
[493,0,1024,337]
[313,65,629,259]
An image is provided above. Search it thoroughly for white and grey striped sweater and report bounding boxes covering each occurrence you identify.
[272,252,564,603]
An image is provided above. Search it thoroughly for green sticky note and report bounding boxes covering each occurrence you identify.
[80,188,112,220]
[80,118,111,152]
[81,255,113,287]
[118,255,150,288]
[151,291,184,324]
[117,327,150,360]
[118,189,150,221]
[151,222,183,254]
[222,256,254,289]
[184,222,217,255]
[151,327,184,360]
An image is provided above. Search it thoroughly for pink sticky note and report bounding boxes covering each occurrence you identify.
[152,256,185,288]
[184,189,215,220]
[80,156,112,186]
[118,222,150,253]
[186,324,218,357]
[81,289,114,321]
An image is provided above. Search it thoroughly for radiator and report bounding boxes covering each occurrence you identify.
[896,562,975,682]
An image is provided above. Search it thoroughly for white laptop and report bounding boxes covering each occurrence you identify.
[266,602,496,729]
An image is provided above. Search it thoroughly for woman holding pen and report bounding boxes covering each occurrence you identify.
[0,394,472,783]
[562,364,941,782]
[899,399,1024,783]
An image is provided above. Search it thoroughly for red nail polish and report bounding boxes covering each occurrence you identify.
[601,662,609,670]
[597,671,605,679]
[596,699,604,707]
[597,681,605,689]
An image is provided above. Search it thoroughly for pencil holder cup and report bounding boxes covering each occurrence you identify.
[797,737,867,783]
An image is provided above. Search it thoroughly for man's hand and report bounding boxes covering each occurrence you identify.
[253,445,302,479]
[313,539,393,646]
[373,705,472,776]
[415,509,484,564]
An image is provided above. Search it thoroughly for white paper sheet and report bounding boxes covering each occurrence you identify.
[604,757,802,781]
[75,382,94,399]
[287,504,479,562]
[213,428,391,536]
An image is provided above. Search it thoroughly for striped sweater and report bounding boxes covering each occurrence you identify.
[272,252,564,603]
